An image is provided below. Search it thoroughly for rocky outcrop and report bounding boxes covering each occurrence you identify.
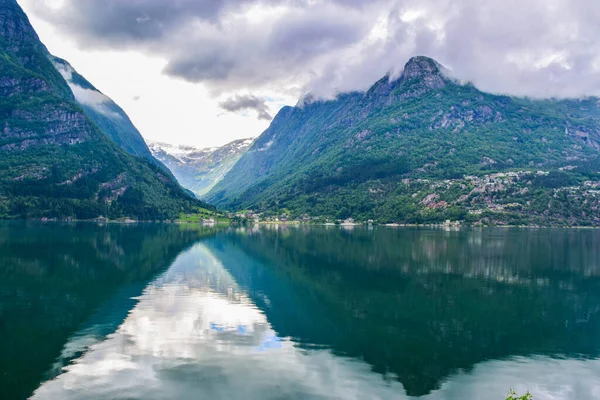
[0,76,49,97]
[400,55,448,89]
[2,105,93,151]
[0,0,46,54]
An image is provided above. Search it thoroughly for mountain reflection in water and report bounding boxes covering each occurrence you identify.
[2,224,600,399]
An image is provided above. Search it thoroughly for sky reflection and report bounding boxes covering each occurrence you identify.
[31,239,600,400]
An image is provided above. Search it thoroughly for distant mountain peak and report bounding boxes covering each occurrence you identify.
[206,53,600,227]
[149,138,255,197]
[399,56,448,90]
[0,0,21,12]
[402,55,442,75]
[0,0,43,50]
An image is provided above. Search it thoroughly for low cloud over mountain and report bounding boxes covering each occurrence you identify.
[23,0,600,99]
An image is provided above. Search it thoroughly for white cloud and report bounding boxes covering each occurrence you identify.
[52,57,121,118]
[24,0,600,99]
[20,4,277,148]
[30,242,600,400]
[18,0,600,148]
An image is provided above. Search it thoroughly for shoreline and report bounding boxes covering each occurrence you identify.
[1,218,599,229]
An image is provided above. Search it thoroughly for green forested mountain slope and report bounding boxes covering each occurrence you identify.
[207,56,600,225]
[0,0,210,220]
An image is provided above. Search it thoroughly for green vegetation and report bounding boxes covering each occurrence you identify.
[507,389,533,400]
[0,107,212,220]
[0,0,213,220]
[177,207,230,224]
[207,57,600,226]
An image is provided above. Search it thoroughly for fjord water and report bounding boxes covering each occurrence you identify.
[1,224,600,400]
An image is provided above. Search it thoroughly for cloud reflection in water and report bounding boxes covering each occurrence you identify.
[31,241,600,400]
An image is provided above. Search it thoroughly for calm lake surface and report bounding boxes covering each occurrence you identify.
[1,223,600,400]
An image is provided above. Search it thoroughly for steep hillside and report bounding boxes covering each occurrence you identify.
[207,57,600,225]
[50,56,162,166]
[0,0,210,220]
[149,138,253,197]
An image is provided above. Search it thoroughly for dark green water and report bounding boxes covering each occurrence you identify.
[1,223,600,400]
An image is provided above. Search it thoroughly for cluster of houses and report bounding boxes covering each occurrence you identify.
[446,170,599,215]
[226,211,313,224]
[223,211,378,226]
[212,170,600,226]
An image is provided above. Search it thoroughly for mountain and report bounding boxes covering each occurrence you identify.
[50,56,163,167]
[149,138,254,197]
[0,0,211,220]
[207,56,600,226]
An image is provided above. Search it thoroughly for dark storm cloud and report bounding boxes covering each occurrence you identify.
[157,3,372,92]
[23,0,600,99]
[28,0,267,44]
[27,0,373,93]
[219,94,273,120]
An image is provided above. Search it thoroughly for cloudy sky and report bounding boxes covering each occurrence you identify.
[19,0,600,148]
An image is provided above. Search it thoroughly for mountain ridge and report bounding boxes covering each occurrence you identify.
[149,138,254,197]
[0,0,211,220]
[207,56,600,225]
[50,56,163,166]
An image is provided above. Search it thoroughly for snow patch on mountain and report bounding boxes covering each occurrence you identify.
[148,138,255,197]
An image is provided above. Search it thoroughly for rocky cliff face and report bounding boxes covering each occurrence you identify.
[207,56,600,225]
[149,138,254,197]
[2,105,93,151]
[0,0,72,97]
[0,0,208,219]
[0,1,86,151]
[1,0,40,44]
